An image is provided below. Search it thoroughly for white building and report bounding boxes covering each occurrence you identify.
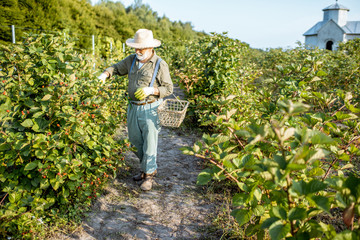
[304,2,360,50]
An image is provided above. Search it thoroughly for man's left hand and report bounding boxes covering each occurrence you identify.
[134,87,155,100]
[97,72,108,84]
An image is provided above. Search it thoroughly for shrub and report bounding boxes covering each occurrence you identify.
[0,33,128,238]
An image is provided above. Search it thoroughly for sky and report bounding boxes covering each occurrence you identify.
[91,0,360,49]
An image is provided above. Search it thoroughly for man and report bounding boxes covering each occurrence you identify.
[98,29,173,191]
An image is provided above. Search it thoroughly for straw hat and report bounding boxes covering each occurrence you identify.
[125,29,161,49]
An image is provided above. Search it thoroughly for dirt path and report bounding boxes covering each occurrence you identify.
[53,86,223,239]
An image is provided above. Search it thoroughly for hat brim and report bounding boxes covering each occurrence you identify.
[125,38,161,49]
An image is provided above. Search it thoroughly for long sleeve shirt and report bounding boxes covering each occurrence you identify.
[104,52,173,101]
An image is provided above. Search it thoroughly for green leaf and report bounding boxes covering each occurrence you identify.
[193,143,200,153]
[245,223,261,237]
[318,221,337,238]
[68,174,79,181]
[45,197,56,209]
[9,192,18,203]
[306,180,327,194]
[32,118,50,132]
[32,111,45,118]
[241,154,256,168]
[35,150,46,159]
[24,161,39,171]
[21,119,34,128]
[269,222,291,240]
[316,70,327,77]
[271,206,287,220]
[253,187,262,202]
[235,130,251,138]
[222,153,238,162]
[311,195,330,213]
[31,178,40,187]
[348,104,360,114]
[307,148,329,163]
[50,178,61,190]
[288,207,307,221]
[335,111,357,121]
[339,153,350,161]
[40,178,50,189]
[287,163,306,171]
[231,209,252,227]
[307,209,324,219]
[344,174,360,198]
[311,112,325,122]
[278,100,310,115]
[213,135,231,145]
[253,205,265,216]
[310,132,335,145]
[232,158,241,167]
[291,180,307,196]
[233,193,248,206]
[274,154,286,170]
[202,134,216,145]
[282,127,295,142]
[41,94,52,101]
[257,230,266,240]
[27,78,34,86]
[308,167,326,177]
[0,143,11,151]
[86,140,96,149]
[197,169,212,185]
[261,217,280,229]
[333,230,358,240]
[181,146,194,155]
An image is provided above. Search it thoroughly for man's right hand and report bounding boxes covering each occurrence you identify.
[97,72,108,83]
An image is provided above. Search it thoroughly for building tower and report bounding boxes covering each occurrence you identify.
[304,1,360,50]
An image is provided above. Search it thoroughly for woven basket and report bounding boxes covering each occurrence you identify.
[157,99,189,127]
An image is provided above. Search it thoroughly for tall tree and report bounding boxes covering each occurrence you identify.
[0,0,24,43]
[0,0,204,48]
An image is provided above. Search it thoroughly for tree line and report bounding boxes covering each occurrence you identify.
[0,0,205,48]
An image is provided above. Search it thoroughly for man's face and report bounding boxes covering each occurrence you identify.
[135,48,152,55]
[135,48,153,62]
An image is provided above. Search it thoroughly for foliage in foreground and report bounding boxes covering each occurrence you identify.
[0,33,128,238]
[179,35,360,239]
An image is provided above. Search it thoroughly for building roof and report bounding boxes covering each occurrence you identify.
[304,20,360,36]
[343,21,360,34]
[323,3,349,11]
[304,22,324,36]
[304,2,360,36]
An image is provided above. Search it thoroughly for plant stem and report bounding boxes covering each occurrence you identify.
[227,126,244,149]
[195,153,240,184]
[285,174,295,235]
[331,104,346,117]
[0,193,8,205]
[322,157,338,181]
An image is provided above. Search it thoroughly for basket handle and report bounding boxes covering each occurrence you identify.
[170,93,187,108]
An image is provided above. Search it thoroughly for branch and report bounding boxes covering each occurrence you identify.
[0,130,7,137]
[0,193,8,205]
[227,126,244,149]
[195,153,240,184]
[322,157,338,181]
[345,135,360,149]
[331,104,346,117]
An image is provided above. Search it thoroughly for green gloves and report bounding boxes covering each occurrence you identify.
[134,87,155,100]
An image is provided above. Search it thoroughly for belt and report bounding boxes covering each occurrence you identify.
[130,99,157,106]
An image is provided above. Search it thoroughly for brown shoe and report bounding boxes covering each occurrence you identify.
[140,171,157,191]
[133,172,145,181]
